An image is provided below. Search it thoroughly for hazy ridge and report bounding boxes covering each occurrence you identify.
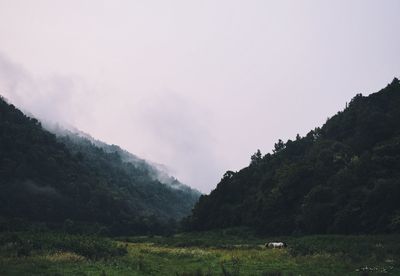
[0,96,200,235]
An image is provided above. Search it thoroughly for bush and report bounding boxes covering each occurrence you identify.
[0,232,127,260]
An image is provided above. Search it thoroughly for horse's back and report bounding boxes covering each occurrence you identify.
[265,242,286,248]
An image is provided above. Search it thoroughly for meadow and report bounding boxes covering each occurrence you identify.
[0,230,399,275]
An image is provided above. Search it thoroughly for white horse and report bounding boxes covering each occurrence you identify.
[265,242,287,249]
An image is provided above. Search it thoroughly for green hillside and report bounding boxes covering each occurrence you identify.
[186,78,400,235]
[0,96,200,235]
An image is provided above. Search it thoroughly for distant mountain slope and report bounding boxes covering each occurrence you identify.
[0,96,200,235]
[186,78,400,235]
[50,126,196,193]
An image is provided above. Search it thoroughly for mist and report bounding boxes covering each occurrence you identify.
[0,0,399,193]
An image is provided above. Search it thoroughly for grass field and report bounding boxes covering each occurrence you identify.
[0,230,399,275]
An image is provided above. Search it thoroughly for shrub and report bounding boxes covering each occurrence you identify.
[0,232,127,260]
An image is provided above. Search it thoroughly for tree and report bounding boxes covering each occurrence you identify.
[250,149,262,165]
[273,139,285,153]
[222,170,235,180]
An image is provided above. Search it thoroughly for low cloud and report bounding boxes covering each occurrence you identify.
[0,52,94,127]
[0,53,222,192]
[135,90,222,192]
[23,180,60,197]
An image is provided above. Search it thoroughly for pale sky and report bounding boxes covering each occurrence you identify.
[0,0,399,193]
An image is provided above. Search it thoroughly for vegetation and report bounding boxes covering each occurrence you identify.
[2,78,400,274]
[0,95,199,235]
[0,232,126,260]
[1,230,399,275]
[186,78,400,235]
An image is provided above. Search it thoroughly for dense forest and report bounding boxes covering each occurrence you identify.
[186,78,400,235]
[0,96,200,235]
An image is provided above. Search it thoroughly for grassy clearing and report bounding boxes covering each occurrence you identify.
[0,231,399,275]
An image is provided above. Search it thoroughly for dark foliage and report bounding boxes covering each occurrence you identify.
[0,96,200,235]
[0,231,127,259]
[186,78,400,234]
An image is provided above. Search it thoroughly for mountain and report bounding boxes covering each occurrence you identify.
[0,96,200,235]
[49,125,196,193]
[186,78,400,235]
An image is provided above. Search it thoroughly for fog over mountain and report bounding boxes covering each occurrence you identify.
[0,96,201,234]
[0,0,399,192]
[48,123,199,193]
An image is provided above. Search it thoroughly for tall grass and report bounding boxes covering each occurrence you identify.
[1,230,399,275]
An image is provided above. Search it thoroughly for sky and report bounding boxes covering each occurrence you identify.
[0,0,399,193]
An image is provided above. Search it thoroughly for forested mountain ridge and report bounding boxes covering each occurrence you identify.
[49,125,196,193]
[186,78,400,235]
[0,96,200,235]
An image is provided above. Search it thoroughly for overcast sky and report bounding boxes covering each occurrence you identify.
[0,0,399,193]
